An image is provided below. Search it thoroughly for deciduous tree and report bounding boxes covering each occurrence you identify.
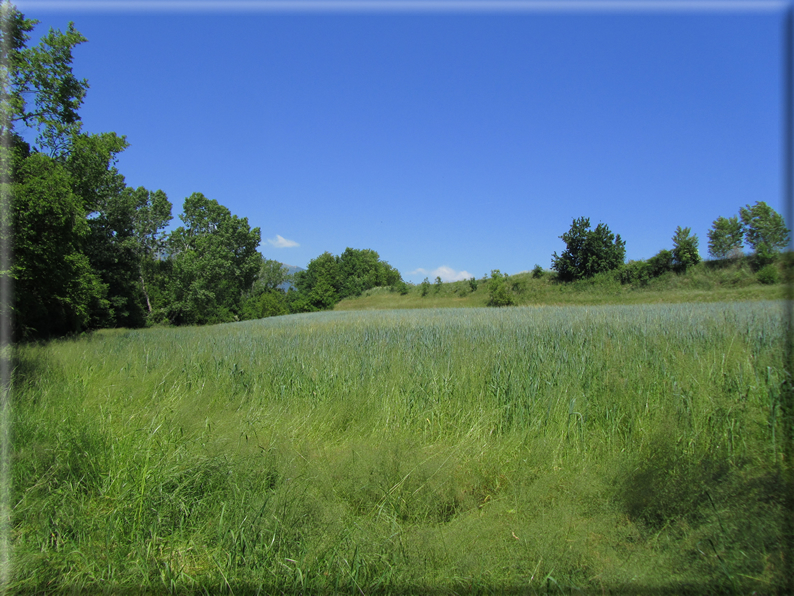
[707,216,744,259]
[671,226,700,272]
[739,201,790,264]
[166,193,261,325]
[551,217,626,281]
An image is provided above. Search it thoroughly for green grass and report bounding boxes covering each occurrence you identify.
[9,301,788,593]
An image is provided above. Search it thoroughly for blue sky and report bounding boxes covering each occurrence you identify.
[16,1,788,283]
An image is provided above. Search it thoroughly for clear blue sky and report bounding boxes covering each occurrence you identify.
[16,1,788,283]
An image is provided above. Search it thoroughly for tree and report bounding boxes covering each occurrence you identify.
[2,6,89,157]
[487,269,515,306]
[671,226,700,272]
[707,216,744,259]
[166,193,261,325]
[294,248,403,309]
[739,201,790,263]
[10,150,107,338]
[130,187,172,315]
[551,217,626,281]
[253,258,292,294]
[294,252,340,310]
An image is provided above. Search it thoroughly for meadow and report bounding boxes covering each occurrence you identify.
[8,301,789,594]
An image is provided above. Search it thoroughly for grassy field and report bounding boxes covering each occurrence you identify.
[8,301,789,593]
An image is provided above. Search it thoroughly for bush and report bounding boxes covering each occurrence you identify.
[619,261,650,286]
[647,249,674,278]
[468,277,478,292]
[397,281,410,295]
[532,264,544,279]
[487,270,516,307]
[756,264,779,285]
[420,278,430,297]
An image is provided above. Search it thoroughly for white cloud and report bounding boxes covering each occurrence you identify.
[267,235,299,248]
[410,266,472,283]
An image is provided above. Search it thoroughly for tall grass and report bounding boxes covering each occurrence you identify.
[9,302,787,593]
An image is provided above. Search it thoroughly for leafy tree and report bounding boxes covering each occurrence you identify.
[434,276,442,293]
[130,187,172,316]
[294,252,340,310]
[707,216,744,259]
[166,193,261,325]
[468,277,478,292]
[551,217,626,281]
[337,247,401,300]
[240,290,289,320]
[531,264,544,279]
[487,270,515,307]
[251,257,291,294]
[10,149,107,338]
[671,226,700,272]
[2,7,89,157]
[295,248,402,309]
[739,201,790,264]
[420,277,430,297]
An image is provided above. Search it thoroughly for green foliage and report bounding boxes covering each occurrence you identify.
[252,257,291,294]
[130,187,173,317]
[165,193,261,325]
[756,263,779,285]
[486,269,516,306]
[434,276,442,293]
[10,150,107,338]
[295,248,402,310]
[551,217,626,281]
[619,260,650,286]
[295,252,340,310]
[531,264,544,278]
[740,201,790,263]
[647,249,674,278]
[240,290,289,320]
[707,216,744,259]
[468,277,478,291]
[671,226,701,272]
[2,7,89,156]
[420,277,430,297]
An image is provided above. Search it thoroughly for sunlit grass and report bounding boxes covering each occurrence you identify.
[9,302,787,593]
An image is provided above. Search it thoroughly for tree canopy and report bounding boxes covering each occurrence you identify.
[551,217,626,281]
[739,201,790,263]
[707,216,744,259]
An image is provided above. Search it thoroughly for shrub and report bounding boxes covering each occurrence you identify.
[647,249,674,278]
[420,277,430,297]
[619,260,650,286]
[468,277,478,292]
[757,264,779,285]
[487,270,516,307]
[532,264,544,279]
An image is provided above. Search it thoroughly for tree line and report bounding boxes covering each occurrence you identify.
[1,9,403,340]
[544,202,789,288]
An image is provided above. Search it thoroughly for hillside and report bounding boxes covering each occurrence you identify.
[335,259,788,311]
